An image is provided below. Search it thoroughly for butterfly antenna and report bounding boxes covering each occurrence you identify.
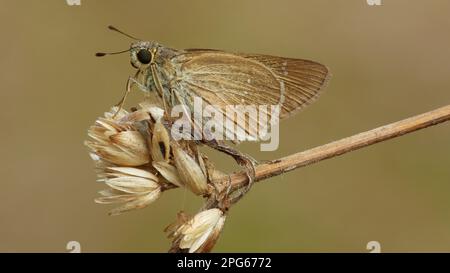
[95,49,130,57]
[107,25,141,40]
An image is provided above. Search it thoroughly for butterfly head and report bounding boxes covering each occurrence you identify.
[95,26,161,71]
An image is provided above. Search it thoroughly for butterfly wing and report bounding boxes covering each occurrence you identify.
[238,53,330,119]
[170,49,330,139]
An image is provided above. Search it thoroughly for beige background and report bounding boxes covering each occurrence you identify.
[1,0,450,252]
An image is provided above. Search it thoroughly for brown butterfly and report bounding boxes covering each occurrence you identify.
[97,26,330,192]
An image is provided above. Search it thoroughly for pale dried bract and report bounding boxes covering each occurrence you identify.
[95,166,161,216]
[85,107,150,166]
[169,208,226,253]
[173,145,208,195]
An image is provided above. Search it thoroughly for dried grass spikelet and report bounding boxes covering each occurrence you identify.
[166,208,226,253]
[172,144,209,196]
[85,107,150,166]
[95,166,161,216]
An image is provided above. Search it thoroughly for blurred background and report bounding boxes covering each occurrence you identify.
[1,0,450,252]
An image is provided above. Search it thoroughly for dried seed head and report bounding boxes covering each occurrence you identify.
[95,166,161,216]
[87,105,227,223]
[172,208,226,253]
[85,108,150,166]
[172,145,208,195]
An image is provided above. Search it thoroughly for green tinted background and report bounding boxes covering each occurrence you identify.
[1,0,450,252]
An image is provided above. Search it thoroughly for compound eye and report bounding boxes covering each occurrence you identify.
[137,49,152,64]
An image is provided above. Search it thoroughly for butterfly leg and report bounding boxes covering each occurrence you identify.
[113,72,150,118]
[203,139,257,199]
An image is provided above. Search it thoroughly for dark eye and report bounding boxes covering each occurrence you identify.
[137,49,152,64]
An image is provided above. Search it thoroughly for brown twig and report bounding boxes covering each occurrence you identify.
[212,104,450,190]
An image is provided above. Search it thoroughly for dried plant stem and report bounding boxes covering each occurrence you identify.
[217,104,450,190]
